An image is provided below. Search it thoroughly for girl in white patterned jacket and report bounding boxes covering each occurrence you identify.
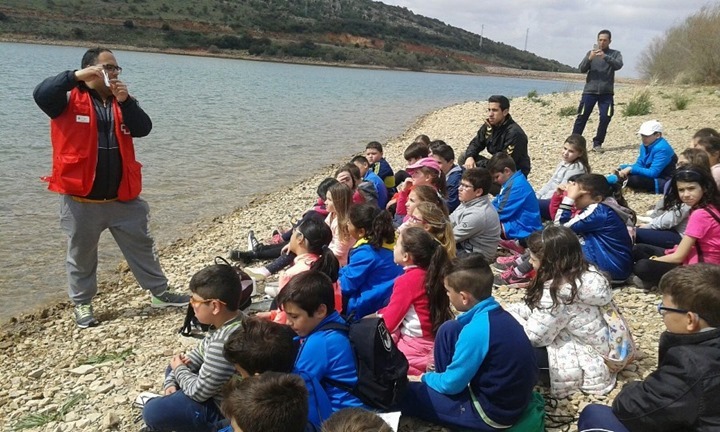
[507,225,617,398]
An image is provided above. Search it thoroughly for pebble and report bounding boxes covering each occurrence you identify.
[0,85,717,432]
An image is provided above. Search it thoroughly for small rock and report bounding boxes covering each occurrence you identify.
[75,419,90,428]
[102,412,121,429]
[138,381,154,390]
[64,412,80,422]
[87,412,102,423]
[91,383,115,394]
[69,365,97,376]
[28,368,44,379]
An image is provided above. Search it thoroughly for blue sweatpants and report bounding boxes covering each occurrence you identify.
[578,404,630,432]
[399,320,496,430]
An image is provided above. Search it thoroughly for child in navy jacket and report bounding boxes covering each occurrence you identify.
[400,254,537,430]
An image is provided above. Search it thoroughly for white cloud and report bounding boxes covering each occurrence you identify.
[382,0,712,77]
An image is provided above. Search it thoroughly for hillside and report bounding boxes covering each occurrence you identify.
[0,0,574,74]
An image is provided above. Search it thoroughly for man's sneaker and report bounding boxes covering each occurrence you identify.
[229,249,256,263]
[151,290,190,308]
[591,145,605,154]
[74,304,99,328]
[493,253,522,272]
[247,230,262,252]
[498,239,526,255]
[493,267,532,289]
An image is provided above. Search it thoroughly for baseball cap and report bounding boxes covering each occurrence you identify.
[637,120,663,136]
[406,157,441,174]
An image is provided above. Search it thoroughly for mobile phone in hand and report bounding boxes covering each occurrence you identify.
[592,43,598,51]
[102,70,111,87]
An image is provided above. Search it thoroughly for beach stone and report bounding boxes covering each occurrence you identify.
[28,368,44,379]
[102,412,121,429]
[75,419,90,429]
[64,412,79,422]
[69,365,96,376]
[91,383,115,394]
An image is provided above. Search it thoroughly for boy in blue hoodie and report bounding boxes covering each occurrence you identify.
[556,174,634,281]
[487,153,542,243]
[608,120,677,194]
[365,141,396,195]
[278,271,365,413]
[400,254,537,430]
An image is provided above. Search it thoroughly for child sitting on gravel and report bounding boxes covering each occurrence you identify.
[578,264,720,432]
[399,254,538,430]
[221,372,309,432]
[365,141,396,195]
[142,264,245,432]
[224,318,332,430]
[352,155,388,209]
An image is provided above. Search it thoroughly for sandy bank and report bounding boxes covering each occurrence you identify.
[2,83,719,431]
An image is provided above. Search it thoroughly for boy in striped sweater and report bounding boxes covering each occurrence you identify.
[142,264,245,431]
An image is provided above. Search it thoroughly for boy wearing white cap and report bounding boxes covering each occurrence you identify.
[608,120,677,194]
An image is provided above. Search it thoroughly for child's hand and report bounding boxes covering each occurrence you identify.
[565,182,583,200]
[255,311,272,320]
[280,244,290,255]
[164,386,177,395]
[556,183,569,193]
[408,374,424,382]
[170,354,190,370]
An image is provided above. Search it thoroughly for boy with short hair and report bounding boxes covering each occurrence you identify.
[487,153,542,244]
[449,168,500,261]
[578,264,720,431]
[221,372,309,432]
[277,271,364,412]
[351,155,388,209]
[142,264,245,431]
[321,408,393,432]
[555,173,633,282]
[403,141,430,165]
[400,254,537,430]
[365,141,396,194]
[430,141,464,212]
[223,317,332,430]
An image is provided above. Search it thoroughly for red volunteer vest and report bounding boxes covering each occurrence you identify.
[44,87,142,201]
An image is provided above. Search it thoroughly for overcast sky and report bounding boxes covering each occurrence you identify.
[382,0,712,78]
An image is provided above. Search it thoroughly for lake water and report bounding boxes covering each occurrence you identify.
[0,42,580,320]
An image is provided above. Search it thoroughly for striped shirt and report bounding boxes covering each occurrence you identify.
[164,314,244,405]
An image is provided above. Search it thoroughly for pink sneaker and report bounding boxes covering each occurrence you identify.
[493,267,532,289]
[494,253,522,271]
[498,239,526,255]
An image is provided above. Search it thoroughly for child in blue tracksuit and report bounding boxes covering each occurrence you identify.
[555,174,633,281]
[365,141,396,195]
[352,155,389,209]
[487,153,542,241]
[339,204,403,319]
[278,271,365,414]
[400,254,538,430]
[608,120,677,194]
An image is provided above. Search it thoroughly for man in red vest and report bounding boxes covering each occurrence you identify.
[34,48,189,328]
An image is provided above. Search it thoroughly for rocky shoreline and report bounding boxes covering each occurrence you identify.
[2,84,719,431]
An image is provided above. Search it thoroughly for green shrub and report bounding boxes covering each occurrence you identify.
[671,93,690,110]
[558,106,577,117]
[622,90,653,116]
[527,89,538,99]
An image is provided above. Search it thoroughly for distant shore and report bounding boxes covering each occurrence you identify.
[0,34,642,84]
[3,79,714,431]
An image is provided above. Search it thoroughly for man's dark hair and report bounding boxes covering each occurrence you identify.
[277,271,335,317]
[598,29,612,39]
[224,318,297,374]
[322,407,393,432]
[486,152,516,174]
[365,141,384,153]
[660,264,720,327]
[351,155,369,166]
[81,47,112,68]
[189,264,241,311]
[222,373,308,432]
[444,254,493,301]
[429,141,455,162]
[461,168,491,195]
[574,174,611,201]
[693,127,720,139]
[488,95,510,111]
[404,142,430,161]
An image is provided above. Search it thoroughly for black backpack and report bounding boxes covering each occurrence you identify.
[179,257,255,337]
[320,317,409,410]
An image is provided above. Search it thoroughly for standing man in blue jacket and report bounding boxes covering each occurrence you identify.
[572,29,623,153]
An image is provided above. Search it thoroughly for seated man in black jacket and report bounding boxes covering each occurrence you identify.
[577,263,720,432]
[460,95,531,178]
